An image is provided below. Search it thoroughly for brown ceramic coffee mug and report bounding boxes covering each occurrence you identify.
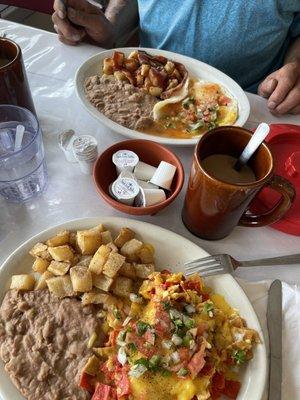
[0,37,36,115]
[182,126,295,240]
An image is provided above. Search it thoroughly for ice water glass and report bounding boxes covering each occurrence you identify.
[0,105,48,202]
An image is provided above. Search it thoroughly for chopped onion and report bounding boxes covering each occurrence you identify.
[171,351,180,364]
[188,328,198,337]
[122,316,132,327]
[117,330,127,346]
[129,293,143,303]
[129,364,148,378]
[162,340,173,349]
[185,304,196,314]
[117,347,127,366]
[169,308,182,320]
[172,334,183,346]
[189,339,196,350]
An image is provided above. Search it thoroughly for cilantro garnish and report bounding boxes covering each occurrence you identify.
[232,349,246,365]
[203,303,214,314]
[136,321,151,336]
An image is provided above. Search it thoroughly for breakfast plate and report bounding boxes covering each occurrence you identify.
[75,48,250,146]
[0,217,266,400]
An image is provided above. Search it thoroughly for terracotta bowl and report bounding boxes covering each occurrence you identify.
[93,139,184,215]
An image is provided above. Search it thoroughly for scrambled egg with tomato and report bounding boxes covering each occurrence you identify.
[149,80,238,139]
[81,272,259,400]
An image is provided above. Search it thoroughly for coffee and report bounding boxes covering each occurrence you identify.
[0,57,11,68]
[202,154,256,184]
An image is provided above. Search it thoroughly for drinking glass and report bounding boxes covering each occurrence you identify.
[0,105,48,202]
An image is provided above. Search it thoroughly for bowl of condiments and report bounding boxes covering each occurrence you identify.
[93,139,184,215]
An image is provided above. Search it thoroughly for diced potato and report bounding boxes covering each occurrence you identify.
[113,51,124,67]
[83,355,100,376]
[89,245,111,275]
[77,255,93,267]
[136,74,144,86]
[10,274,35,291]
[101,230,113,244]
[103,57,114,75]
[70,266,92,292]
[107,242,118,253]
[46,230,70,247]
[69,232,77,248]
[141,63,151,77]
[29,243,52,260]
[76,226,103,255]
[119,262,136,279]
[124,58,139,72]
[32,257,50,274]
[114,70,128,82]
[48,260,71,276]
[111,276,133,298]
[138,244,155,264]
[120,239,143,262]
[46,275,74,298]
[103,252,125,278]
[48,245,74,262]
[93,347,114,357]
[164,60,175,75]
[35,270,54,290]
[81,292,119,306]
[134,263,155,279]
[149,86,163,97]
[114,228,135,248]
[92,273,113,292]
[128,50,138,60]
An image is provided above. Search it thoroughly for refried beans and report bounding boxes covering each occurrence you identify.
[84,75,158,131]
[0,289,104,400]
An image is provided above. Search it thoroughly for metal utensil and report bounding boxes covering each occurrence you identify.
[267,280,282,400]
[185,253,300,277]
[234,122,270,171]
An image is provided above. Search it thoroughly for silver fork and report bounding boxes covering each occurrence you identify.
[185,253,300,277]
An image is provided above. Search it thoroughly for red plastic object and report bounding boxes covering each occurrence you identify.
[251,124,300,236]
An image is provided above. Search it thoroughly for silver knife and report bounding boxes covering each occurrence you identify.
[267,280,282,400]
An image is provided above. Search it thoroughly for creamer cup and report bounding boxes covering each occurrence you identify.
[135,188,166,207]
[150,161,176,190]
[111,177,140,205]
[134,161,157,181]
[137,179,158,189]
[112,150,139,175]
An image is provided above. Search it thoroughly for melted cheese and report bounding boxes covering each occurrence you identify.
[130,373,210,400]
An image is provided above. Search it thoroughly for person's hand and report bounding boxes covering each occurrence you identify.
[258,60,300,115]
[52,0,114,46]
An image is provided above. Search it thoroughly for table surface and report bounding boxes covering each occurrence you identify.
[1,20,300,284]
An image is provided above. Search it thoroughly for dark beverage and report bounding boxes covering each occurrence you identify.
[0,37,36,115]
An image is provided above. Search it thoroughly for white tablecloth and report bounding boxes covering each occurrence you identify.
[0,20,300,286]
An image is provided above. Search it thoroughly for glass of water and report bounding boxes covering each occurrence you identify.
[0,105,48,202]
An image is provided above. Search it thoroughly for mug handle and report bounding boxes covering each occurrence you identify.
[239,175,295,227]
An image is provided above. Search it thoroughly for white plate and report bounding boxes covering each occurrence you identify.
[0,217,266,400]
[75,48,250,146]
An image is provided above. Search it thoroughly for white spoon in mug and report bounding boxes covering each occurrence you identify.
[234,123,270,171]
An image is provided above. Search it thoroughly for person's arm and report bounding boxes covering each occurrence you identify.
[258,36,300,115]
[105,0,139,46]
[52,0,138,47]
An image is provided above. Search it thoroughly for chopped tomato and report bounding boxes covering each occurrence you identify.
[79,372,94,393]
[210,387,221,400]
[198,362,214,376]
[178,347,190,362]
[212,372,225,390]
[92,383,117,400]
[187,342,206,378]
[218,95,231,106]
[221,380,241,399]
[154,305,172,338]
[116,370,131,398]
[106,329,120,347]
[202,293,210,301]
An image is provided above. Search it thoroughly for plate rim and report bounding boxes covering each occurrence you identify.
[75,47,250,147]
[0,217,266,400]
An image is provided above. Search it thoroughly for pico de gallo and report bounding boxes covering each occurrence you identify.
[80,271,260,400]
